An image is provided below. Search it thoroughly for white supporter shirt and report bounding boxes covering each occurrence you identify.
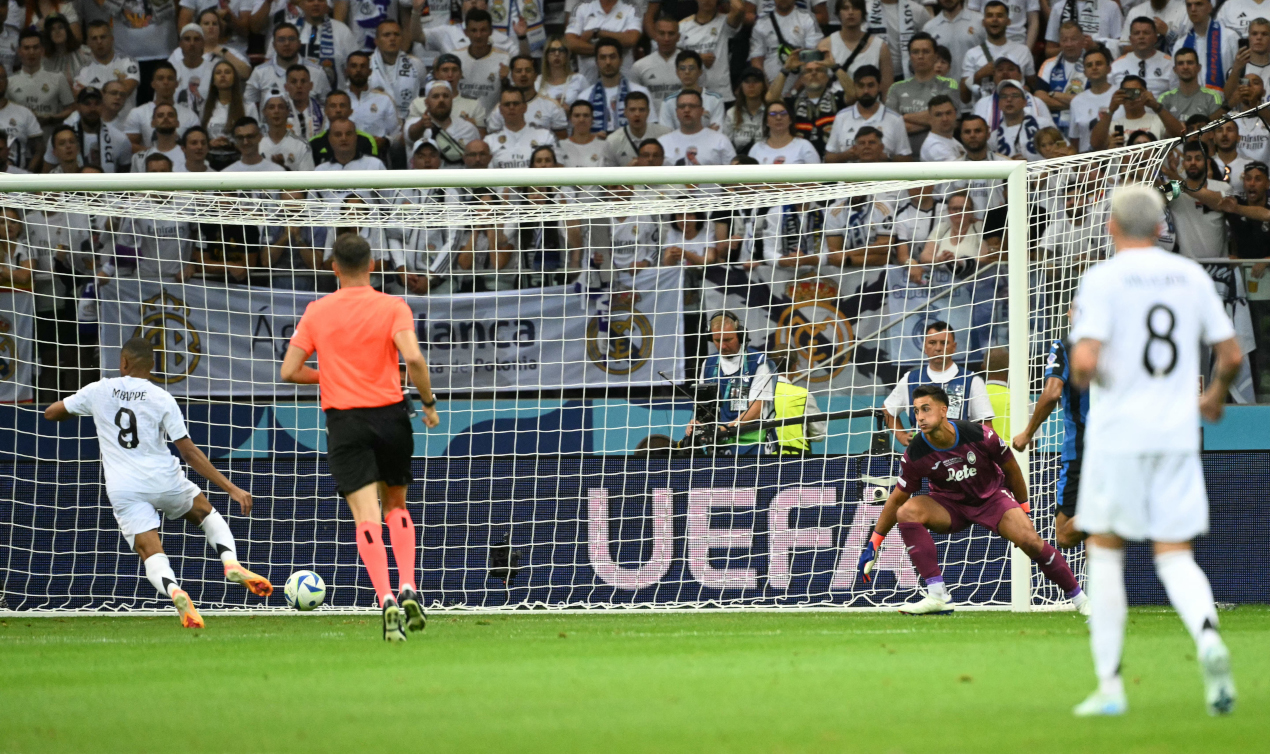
[123,102,201,148]
[0,102,43,168]
[1069,246,1236,454]
[966,0,1038,45]
[1172,20,1239,91]
[922,7,985,83]
[484,95,568,134]
[920,132,965,161]
[130,144,187,172]
[960,39,1036,92]
[62,376,191,495]
[658,88,726,130]
[1216,0,1270,38]
[659,126,737,165]
[260,131,316,171]
[369,50,425,120]
[566,0,642,81]
[556,137,608,167]
[1168,178,1229,259]
[168,51,218,112]
[1237,117,1270,164]
[1120,1,1189,49]
[454,47,512,111]
[882,363,994,423]
[747,137,821,164]
[629,51,680,109]
[488,124,557,169]
[245,60,331,106]
[349,89,401,140]
[1045,0,1123,54]
[679,13,740,99]
[9,68,74,120]
[222,158,287,172]
[1068,85,1114,153]
[824,104,912,157]
[75,54,141,116]
[1109,51,1177,96]
[298,18,358,89]
[749,9,824,83]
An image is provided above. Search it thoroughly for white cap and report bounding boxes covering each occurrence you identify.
[180,23,204,37]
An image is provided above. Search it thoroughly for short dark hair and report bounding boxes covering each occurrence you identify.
[569,99,593,115]
[332,233,372,271]
[594,38,623,57]
[465,8,492,26]
[982,0,1009,14]
[50,124,77,144]
[121,337,154,366]
[151,60,176,78]
[928,94,955,111]
[180,125,208,145]
[676,89,703,106]
[274,22,299,38]
[345,50,371,66]
[624,90,649,106]
[675,49,703,68]
[1174,46,1199,63]
[1083,46,1111,64]
[18,29,42,44]
[855,126,883,142]
[1120,74,1147,89]
[86,19,111,33]
[1130,15,1158,32]
[1182,139,1207,155]
[853,64,881,83]
[144,152,173,169]
[510,54,536,70]
[500,85,525,102]
[232,116,260,132]
[912,384,949,406]
[325,89,351,104]
[925,320,950,334]
[285,63,310,78]
[907,31,935,52]
[637,137,664,154]
[935,44,952,64]
[1185,113,1210,129]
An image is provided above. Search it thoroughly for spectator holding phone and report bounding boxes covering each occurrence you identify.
[1090,74,1183,150]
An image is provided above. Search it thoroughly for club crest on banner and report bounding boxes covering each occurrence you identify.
[587,300,653,375]
[133,291,202,384]
[774,279,853,383]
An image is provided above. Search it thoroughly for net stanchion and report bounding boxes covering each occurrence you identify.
[0,147,1172,613]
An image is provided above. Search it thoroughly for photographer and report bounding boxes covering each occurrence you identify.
[684,311,776,456]
[1090,75,1184,150]
[769,348,827,456]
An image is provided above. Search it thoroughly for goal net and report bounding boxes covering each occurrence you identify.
[0,142,1172,613]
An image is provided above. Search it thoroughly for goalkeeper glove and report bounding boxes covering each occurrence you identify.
[1019,500,1031,514]
[858,532,885,583]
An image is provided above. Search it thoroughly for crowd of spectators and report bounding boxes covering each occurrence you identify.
[0,0,1266,400]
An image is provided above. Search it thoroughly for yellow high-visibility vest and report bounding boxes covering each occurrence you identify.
[986,380,1010,439]
[773,380,810,453]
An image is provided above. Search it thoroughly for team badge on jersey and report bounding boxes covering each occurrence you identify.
[967,450,977,464]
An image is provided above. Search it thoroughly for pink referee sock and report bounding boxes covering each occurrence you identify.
[385,508,417,593]
[898,522,943,584]
[1035,543,1082,596]
[355,522,394,607]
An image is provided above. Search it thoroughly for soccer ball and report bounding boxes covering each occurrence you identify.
[284,570,326,611]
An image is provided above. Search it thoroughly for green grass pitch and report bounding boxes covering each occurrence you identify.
[2,607,1266,753]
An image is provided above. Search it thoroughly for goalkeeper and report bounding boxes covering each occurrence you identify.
[281,235,440,642]
[857,385,1089,615]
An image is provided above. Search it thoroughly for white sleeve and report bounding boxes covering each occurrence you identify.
[1198,268,1238,345]
[882,373,909,417]
[62,381,100,416]
[1069,268,1113,343]
[748,360,777,402]
[160,394,190,442]
[965,375,995,421]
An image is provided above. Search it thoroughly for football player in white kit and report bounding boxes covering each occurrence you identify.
[1067,185,1242,717]
[44,338,271,628]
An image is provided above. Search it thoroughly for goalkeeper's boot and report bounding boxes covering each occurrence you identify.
[398,586,427,633]
[1073,688,1128,717]
[382,596,407,643]
[899,592,955,616]
[224,563,273,597]
[1200,639,1237,716]
[171,589,205,629]
[1072,590,1092,617]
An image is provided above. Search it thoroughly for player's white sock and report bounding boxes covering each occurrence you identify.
[925,578,949,600]
[1086,544,1126,696]
[143,553,180,599]
[199,510,239,566]
[1154,550,1222,653]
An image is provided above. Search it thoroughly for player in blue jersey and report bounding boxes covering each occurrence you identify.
[859,385,1089,615]
[1012,334,1090,549]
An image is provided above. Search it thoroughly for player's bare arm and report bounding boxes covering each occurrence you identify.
[280,345,320,384]
[1069,338,1100,390]
[393,328,440,428]
[1200,337,1243,422]
[43,401,73,422]
[1012,375,1063,451]
[173,437,253,515]
[999,452,1030,513]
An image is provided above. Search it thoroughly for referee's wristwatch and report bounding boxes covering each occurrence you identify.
[420,396,437,408]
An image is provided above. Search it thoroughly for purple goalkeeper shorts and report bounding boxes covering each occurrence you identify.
[930,488,1021,535]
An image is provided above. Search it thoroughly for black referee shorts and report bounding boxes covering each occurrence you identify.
[324,401,414,496]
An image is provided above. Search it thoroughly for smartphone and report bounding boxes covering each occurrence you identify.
[1114,124,1125,140]
[1124,88,1142,100]
[1241,77,1251,86]
[1239,38,1250,50]
[798,49,825,63]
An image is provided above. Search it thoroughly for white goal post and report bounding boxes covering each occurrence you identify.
[0,143,1173,614]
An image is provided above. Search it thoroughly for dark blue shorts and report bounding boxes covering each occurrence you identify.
[1056,458,1081,519]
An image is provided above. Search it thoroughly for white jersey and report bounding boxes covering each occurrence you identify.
[62,376,190,495]
[1069,247,1236,455]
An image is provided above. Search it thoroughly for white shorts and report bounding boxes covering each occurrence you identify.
[1075,452,1209,542]
[108,478,201,549]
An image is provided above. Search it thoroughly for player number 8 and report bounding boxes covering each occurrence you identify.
[1142,304,1178,377]
[114,408,139,449]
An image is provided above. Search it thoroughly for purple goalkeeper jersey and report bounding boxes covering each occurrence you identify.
[896,420,1012,506]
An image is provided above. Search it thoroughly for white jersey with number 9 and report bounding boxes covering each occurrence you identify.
[1069,246,1235,456]
[62,375,190,496]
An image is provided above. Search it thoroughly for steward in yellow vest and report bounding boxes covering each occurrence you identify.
[772,375,827,455]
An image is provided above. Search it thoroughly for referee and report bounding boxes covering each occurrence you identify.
[281,235,440,642]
